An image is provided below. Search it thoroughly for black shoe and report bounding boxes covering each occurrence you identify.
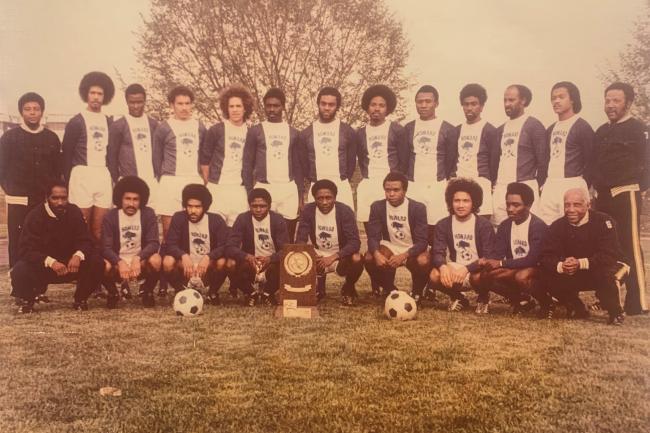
[409,293,421,307]
[17,301,35,314]
[142,293,155,308]
[246,294,256,307]
[106,295,119,309]
[72,300,88,311]
[341,295,356,306]
[607,313,625,326]
[262,292,276,306]
[513,298,537,315]
[370,281,381,298]
[93,287,107,299]
[538,303,555,320]
[120,282,132,300]
[34,294,51,304]
[207,292,221,305]
[229,286,239,299]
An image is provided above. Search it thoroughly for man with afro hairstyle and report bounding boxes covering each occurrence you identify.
[162,184,230,304]
[101,176,161,308]
[429,178,495,312]
[62,71,115,246]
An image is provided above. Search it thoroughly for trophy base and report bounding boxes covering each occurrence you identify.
[274,304,319,319]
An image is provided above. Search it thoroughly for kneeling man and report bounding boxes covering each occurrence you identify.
[296,179,363,305]
[430,178,495,311]
[101,176,161,308]
[11,181,103,313]
[540,188,625,325]
[226,188,290,306]
[163,184,229,304]
[365,172,430,300]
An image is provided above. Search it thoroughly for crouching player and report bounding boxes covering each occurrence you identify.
[296,179,363,305]
[365,172,430,301]
[479,182,549,315]
[226,188,290,306]
[101,177,161,308]
[162,184,229,304]
[11,181,104,313]
[429,178,495,311]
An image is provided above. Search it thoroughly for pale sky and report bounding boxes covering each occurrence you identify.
[0,0,645,128]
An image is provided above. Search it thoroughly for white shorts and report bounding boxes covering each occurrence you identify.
[157,174,204,216]
[492,179,540,225]
[356,178,386,222]
[306,179,355,211]
[207,183,248,226]
[379,239,411,257]
[408,180,448,225]
[68,165,112,208]
[254,181,299,219]
[538,177,588,225]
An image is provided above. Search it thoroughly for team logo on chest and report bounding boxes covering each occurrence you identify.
[318,231,333,249]
[123,230,137,249]
[415,136,433,155]
[258,233,272,250]
[229,141,243,162]
[192,238,208,255]
[514,245,527,257]
[502,138,515,158]
[270,140,285,159]
[135,132,148,152]
[92,130,106,152]
[460,141,474,162]
[391,221,406,240]
[457,239,473,262]
[319,136,334,156]
[371,141,385,159]
[181,137,195,157]
[551,136,562,159]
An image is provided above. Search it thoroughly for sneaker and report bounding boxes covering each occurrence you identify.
[34,294,51,304]
[17,302,35,314]
[410,293,421,307]
[120,282,132,300]
[607,313,625,326]
[370,281,381,298]
[475,302,489,314]
[93,287,107,299]
[448,298,469,312]
[206,292,221,305]
[341,295,356,307]
[157,286,168,297]
[106,295,119,309]
[538,303,556,320]
[589,301,602,311]
[246,294,256,307]
[72,300,89,311]
[229,287,239,299]
[142,293,155,308]
[262,292,276,306]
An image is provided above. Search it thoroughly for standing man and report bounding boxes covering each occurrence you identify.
[242,88,302,240]
[10,181,104,313]
[593,82,650,315]
[153,85,206,239]
[299,87,357,209]
[225,188,290,306]
[538,81,594,225]
[492,84,548,225]
[364,172,430,301]
[0,92,61,269]
[107,84,160,211]
[429,178,495,311]
[456,83,497,217]
[296,179,363,305]
[540,188,626,325]
[162,184,229,304]
[405,85,458,242]
[101,177,161,308]
[481,182,549,315]
[62,71,115,244]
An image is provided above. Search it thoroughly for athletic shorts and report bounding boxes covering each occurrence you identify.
[538,177,588,225]
[68,165,112,209]
[207,182,248,226]
[254,181,299,219]
[306,179,355,212]
[356,178,386,222]
[315,248,339,274]
[157,174,204,216]
[492,180,540,225]
[408,180,448,225]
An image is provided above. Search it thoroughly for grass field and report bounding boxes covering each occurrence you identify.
[1,270,649,433]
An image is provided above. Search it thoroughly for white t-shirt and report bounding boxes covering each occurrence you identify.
[188,215,211,265]
[457,119,485,178]
[385,199,413,253]
[366,121,391,180]
[126,114,154,180]
[253,214,275,257]
[168,118,200,177]
[547,115,579,179]
[412,118,442,183]
[118,209,142,261]
[262,121,291,183]
[315,206,339,256]
[313,119,340,179]
[81,110,109,167]
[220,121,247,185]
[497,115,528,184]
[452,214,478,266]
[510,214,531,259]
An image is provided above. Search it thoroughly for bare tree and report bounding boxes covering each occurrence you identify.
[136,0,411,127]
[603,1,650,124]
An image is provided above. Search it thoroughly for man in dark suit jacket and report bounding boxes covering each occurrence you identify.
[225,188,290,306]
[162,184,229,304]
[365,172,430,300]
[101,176,161,308]
[296,179,363,305]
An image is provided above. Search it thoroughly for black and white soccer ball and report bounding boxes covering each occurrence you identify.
[394,230,406,240]
[384,290,417,321]
[173,288,204,316]
[459,248,473,262]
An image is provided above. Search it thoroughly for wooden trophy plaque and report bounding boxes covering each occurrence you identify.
[275,243,319,318]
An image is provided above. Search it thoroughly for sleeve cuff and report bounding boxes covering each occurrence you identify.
[556,262,564,274]
[74,250,85,261]
[579,258,589,270]
[44,256,56,268]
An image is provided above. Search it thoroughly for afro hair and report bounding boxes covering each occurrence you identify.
[362,85,397,115]
[18,92,45,112]
[182,184,212,210]
[219,84,255,121]
[248,187,272,205]
[112,176,150,208]
[311,179,338,198]
[445,178,483,215]
[79,71,115,104]
[505,182,535,207]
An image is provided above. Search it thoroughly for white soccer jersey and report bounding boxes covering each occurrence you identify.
[386,199,413,251]
[452,214,478,266]
[497,115,528,184]
[118,209,142,261]
[315,206,339,256]
[510,214,531,259]
[313,119,340,180]
[253,214,275,257]
[220,121,247,185]
[547,115,579,179]
[412,118,442,183]
[168,118,200,177]
[262,121,291,183]
[366,121,391,180]
[126,114,154,180]
[188,215,211,265]
[81,110,109,167]
[457,119,485,178]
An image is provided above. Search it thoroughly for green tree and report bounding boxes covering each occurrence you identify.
[136,0,411,127]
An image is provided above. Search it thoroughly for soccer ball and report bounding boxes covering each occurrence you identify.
[384,290,417,321]
[173,288,204,316]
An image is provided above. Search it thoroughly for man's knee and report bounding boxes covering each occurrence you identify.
[363,252,374,268]
[148,254,162,272]
[514,268,537,288]
[429,267,441,285]
[469,272,482,288]
[225,258,237,273]
[162,256,176,273]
